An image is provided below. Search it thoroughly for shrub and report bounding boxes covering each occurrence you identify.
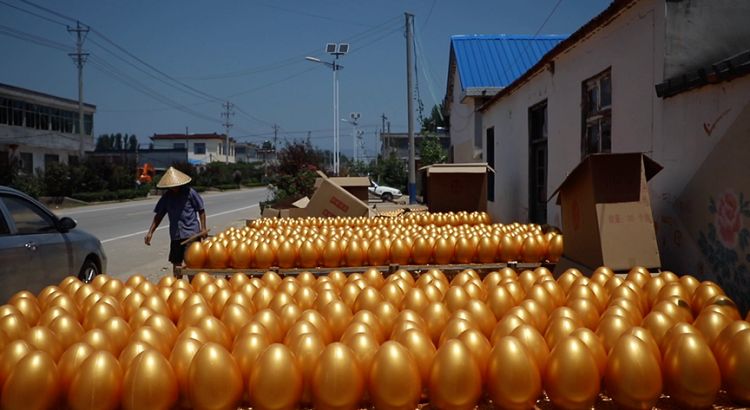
[216,184,240,191]
[71,189,149,203]
[191,186,206,193]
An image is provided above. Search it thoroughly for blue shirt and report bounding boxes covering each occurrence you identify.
[154,187,204,241]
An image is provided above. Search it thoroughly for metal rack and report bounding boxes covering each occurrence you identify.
[173,261,556,280]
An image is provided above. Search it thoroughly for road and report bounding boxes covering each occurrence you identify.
[55,187,269,283]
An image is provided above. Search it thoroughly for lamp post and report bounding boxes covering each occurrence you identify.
[306,43,349,175]
[341,112,361,163]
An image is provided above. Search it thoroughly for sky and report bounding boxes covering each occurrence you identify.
[0,0,612,160]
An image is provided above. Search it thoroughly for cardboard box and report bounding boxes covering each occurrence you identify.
[548,153,663,272]
[262,207,280,218]
[288,208,308,218]
[419,163,495,213]
[292,197,310,209]
[315,176,372,203]
[307,179,371,218]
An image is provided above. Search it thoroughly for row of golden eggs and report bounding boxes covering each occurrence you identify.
[3,271,750,410]
[247,211,493,229]
[184,233,563,269]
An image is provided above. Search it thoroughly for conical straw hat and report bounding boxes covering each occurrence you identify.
[157,167,192,188]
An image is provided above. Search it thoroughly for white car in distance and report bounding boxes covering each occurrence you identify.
[369,181,402,202]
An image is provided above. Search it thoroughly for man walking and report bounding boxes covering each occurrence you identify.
[144,167,207,270]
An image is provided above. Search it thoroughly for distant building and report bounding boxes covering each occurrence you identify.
[444,35,567,163]
[0,82,96,173]
[150,133,235,164]
[235,142,262,163]
[380,129,450,161]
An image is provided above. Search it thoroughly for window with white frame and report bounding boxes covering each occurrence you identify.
[581,69,612,159]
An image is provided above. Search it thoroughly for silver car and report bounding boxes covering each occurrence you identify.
[0,186,106,303]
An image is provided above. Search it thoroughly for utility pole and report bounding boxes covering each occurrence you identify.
[380,113,388,159]
[221,102,234,164]
[272,124,279,161]
[185,126,189,162]
[406,12,416,204]
[68,22,89,159]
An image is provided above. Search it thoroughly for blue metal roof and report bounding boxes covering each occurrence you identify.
[451,35,568,89]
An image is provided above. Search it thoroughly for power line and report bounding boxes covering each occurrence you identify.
[491,0,564,86]
[250,1,376,28]
[18,0,77,23]
[181,16,401,80]
[0,1,67,26]
[0,24,70,51]
[421,0,438,31]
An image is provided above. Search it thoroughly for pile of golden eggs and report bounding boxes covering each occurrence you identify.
[184,212,563,270]
[1,267,749,410]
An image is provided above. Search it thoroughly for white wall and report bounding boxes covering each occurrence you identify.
[448,74,477,163]
[480,0,750,294]
[482,0,663,225]
[152,139,235,163]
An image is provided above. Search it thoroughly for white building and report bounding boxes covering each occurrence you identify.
[150,133,235,164]
[477,0,750,307]
[445,35,567,164]
[0,83,96,173]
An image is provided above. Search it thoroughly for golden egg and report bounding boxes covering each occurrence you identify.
[0,350,60,410]
[367,239,389,266]
[662,333,721,409]
[719,328,750,405]
[188,343,244,410]
[125,274,147,289]
[428,339,482,410]
[230,242,253,269]
[569,327,607,379]
[596,315,633,354]
[605,334,662,410]
[546,234,563,262]
[119,341,155,376]
[81,328,119,356]
[98,316,133,354]
[396,328,436,400]
[544,317,578,350]
[712,320,750,365]
[369,341,422,410]
[311,343,365,410]
[122,349,178,410]
[184,242,207,269]
[58,342,96,402]
[289,333,326,406]
[176,303,210,333]
[693,310,733,347]
[321,241,342,268]
[252,309,284,343]
[48,314,85,350]
[432,238,453,265]
[254,243,275,270]
[68,351,123,410]
[640,311,676,348]
[691,282,724,315]
[660,323,704,356]
[457,328,491,383]
[544,336,600,410]
[486,335,541,410]
[249,343,303,410]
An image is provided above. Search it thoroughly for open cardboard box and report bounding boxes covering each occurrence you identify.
[261,196,310,219]
[419,163,495,213]
[314,175,372,203]
[549,153,663,275]
[307,178,371,218]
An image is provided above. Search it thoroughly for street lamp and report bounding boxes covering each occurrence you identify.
[342,112,362,163]
[306,43,349,175]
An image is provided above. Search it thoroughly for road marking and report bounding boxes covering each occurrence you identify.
[126,211,151,216]
[100,204,258,243]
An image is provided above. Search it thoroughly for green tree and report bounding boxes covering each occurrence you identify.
[261,140,324,210]
[373,155,407,194]
[114,133,123,151]
[419,134,447,168]
[420,101,447,133]
[95,134,113,151]
[127,135,138,151]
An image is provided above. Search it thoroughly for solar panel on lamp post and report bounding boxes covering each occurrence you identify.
[305,43,348,175]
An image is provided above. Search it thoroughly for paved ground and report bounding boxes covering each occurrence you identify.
[54,187,269,283]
